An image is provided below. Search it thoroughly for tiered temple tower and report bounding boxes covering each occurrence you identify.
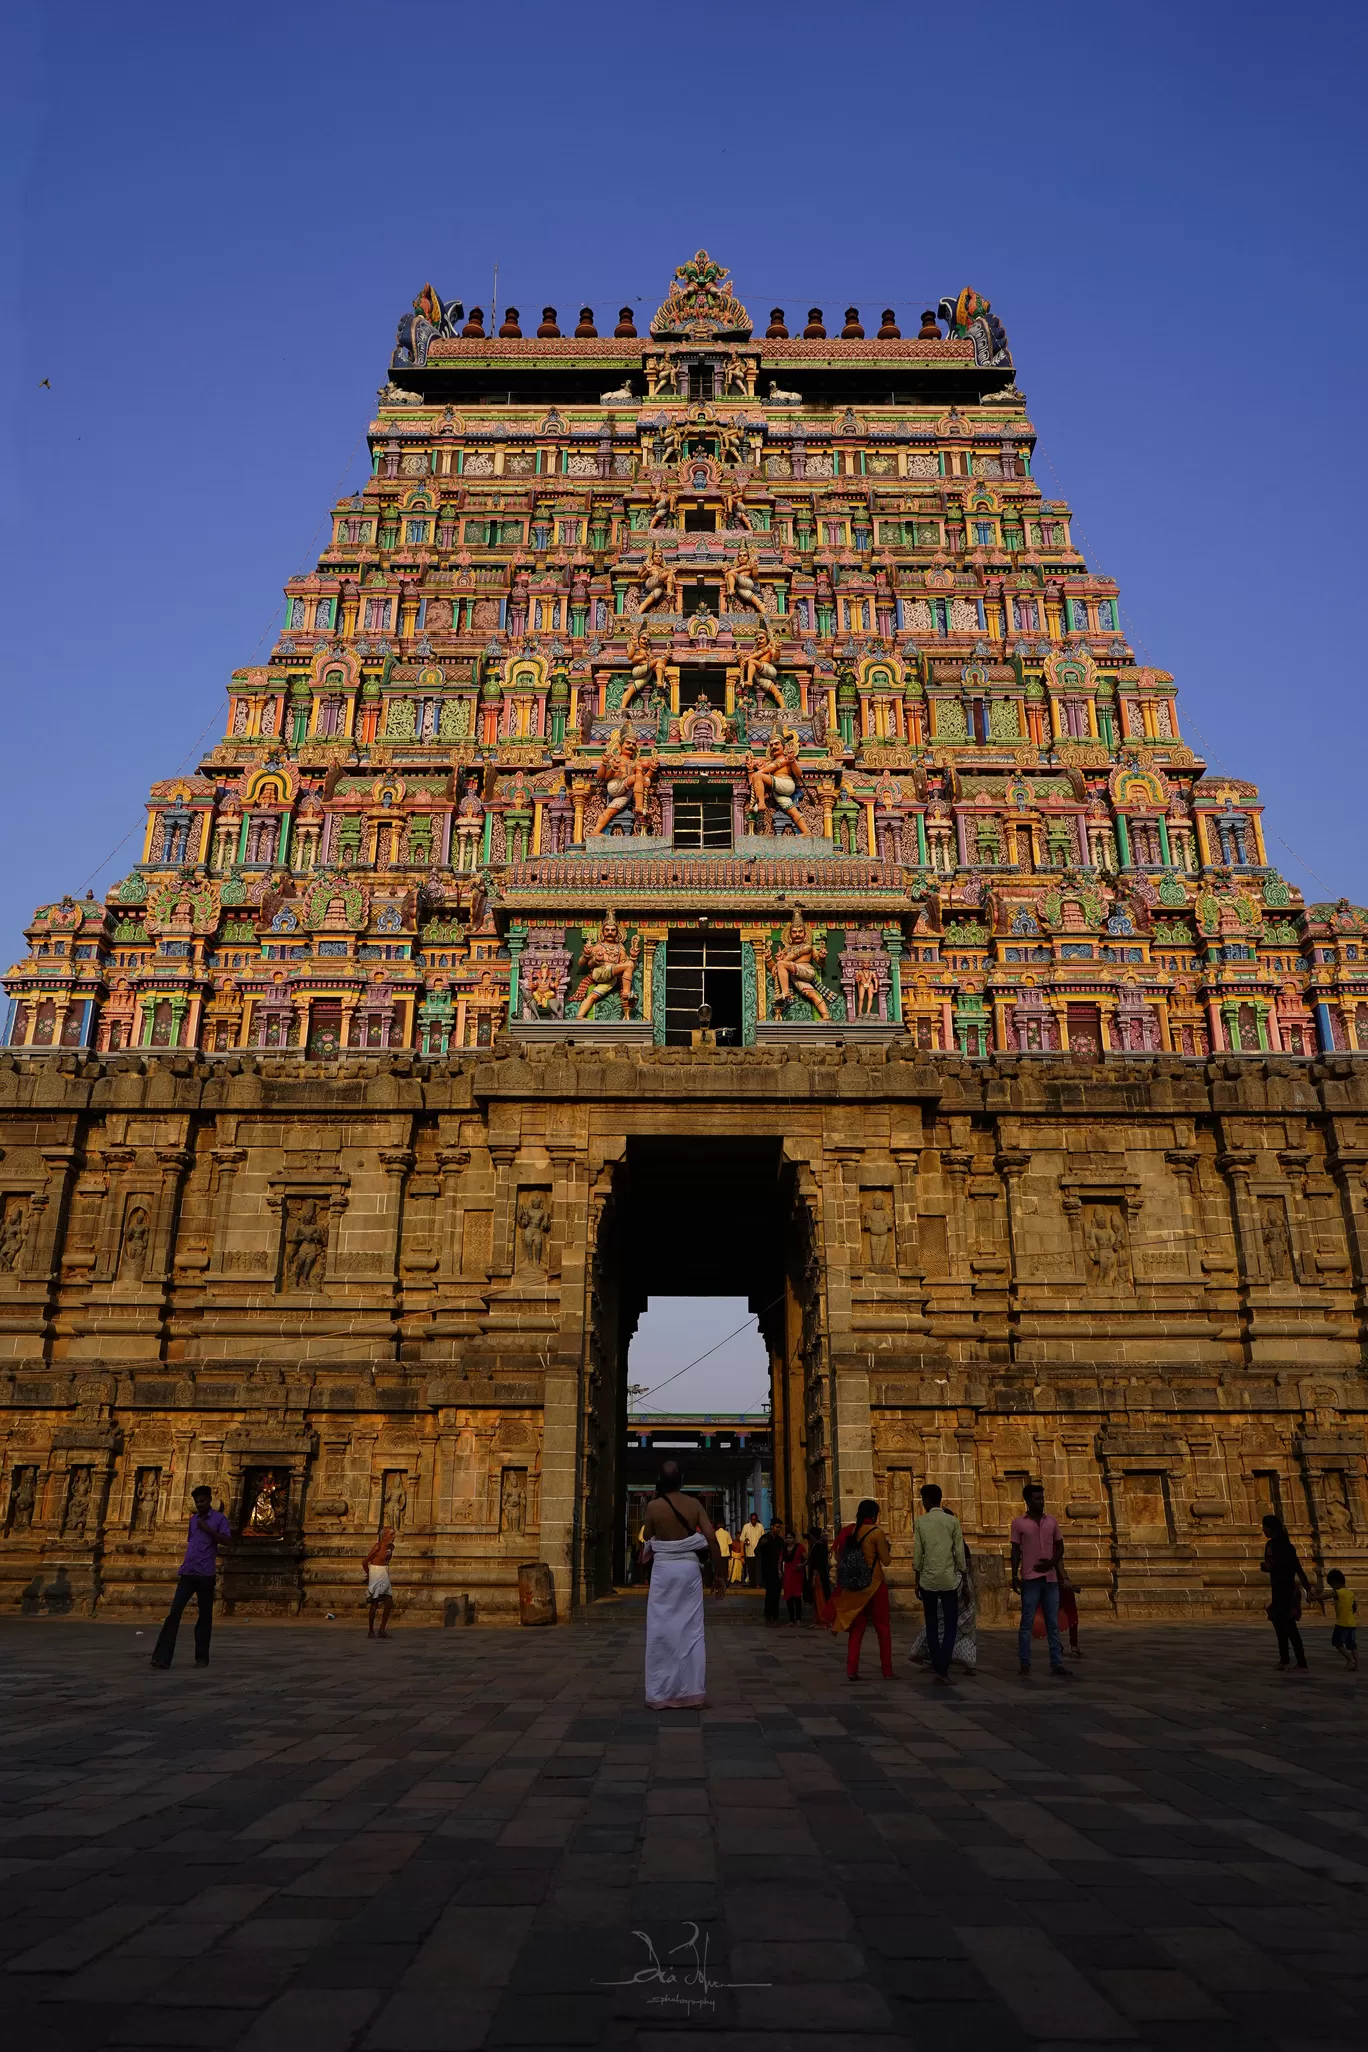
[1,254,1365,1624]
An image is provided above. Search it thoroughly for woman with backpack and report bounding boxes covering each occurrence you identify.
[827,1498,893,1681]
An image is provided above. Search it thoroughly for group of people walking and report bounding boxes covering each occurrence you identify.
[713,1512,831,1623]
[141,1471,1357,1697]
[638,1468,1360,1708]
[825,1480,1078,1684]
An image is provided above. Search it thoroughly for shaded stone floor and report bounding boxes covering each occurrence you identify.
[0,1593,1365,2051]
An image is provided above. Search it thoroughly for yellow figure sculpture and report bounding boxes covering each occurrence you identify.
[745,728,812,834]
[526,960,560,1012]
[737,627,781,701]
[625,626,669,707]
[634,546,677,618]
[767,912,831,1020]
[574,914,642,1018]
[592,725,657,835]
[727,544,766,615]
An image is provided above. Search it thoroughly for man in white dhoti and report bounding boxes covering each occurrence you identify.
[639,1460,725,1709]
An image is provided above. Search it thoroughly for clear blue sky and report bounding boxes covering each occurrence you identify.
[5,0,1366,967]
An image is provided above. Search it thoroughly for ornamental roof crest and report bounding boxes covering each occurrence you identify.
[651,250,752,339]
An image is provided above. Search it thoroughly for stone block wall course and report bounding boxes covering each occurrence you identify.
[0,1043,1364,1625]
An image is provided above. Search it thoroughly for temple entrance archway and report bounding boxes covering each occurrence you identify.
[583,1136,829,1593]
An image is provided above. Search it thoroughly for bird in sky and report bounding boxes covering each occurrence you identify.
[38,378,50,389]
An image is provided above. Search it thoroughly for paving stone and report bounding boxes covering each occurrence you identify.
[1149,1922,1304,1990]
[362,1990,500,2051]
[237,1987,380,2050]
[104,2006,245,2045]
[2,1617,1368,2049]
[1094,1966,1228,2019]
[957,1926,1139,2040]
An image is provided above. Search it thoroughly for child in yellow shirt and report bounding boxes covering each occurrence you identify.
[1326,1569,1357,1671]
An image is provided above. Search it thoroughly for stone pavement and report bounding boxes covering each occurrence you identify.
[1,1595,1365,2052]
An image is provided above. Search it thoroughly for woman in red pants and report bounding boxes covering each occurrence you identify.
[824,1499,893,1681]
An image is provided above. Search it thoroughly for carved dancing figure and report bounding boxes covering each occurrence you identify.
[634,546,677,617]
[737,627,781,700]
[726,544,766,616]
[745,729,812,834]
[647,487,679,531]
[285,1197,327,1290]
[574,915,642,1019]
[766,912,831,1020]
[721,482,753,530]
[625,626,670,708]
[592,726,656,835]
[0,1201,27,1273]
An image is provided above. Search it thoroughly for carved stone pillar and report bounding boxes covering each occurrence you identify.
[149,1149,193,1286]
[821,1147,874,1521]
[1216,1148,1263,1284]
[33,1146,80,1283]
[435,1147,471,1280]
[1162,1148,1202,1280]
[377,1148,415,1285]
[208,1147,248,1276]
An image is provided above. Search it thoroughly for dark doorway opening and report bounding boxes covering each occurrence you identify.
[687,365,714,401]
[665,930,743,1045]
[679,583,721,620]
[678,663,727,710]
[683,503,718,531]
[584,1137,827,1594]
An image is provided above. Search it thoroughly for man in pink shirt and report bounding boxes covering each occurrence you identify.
[1010,1482,1072,1679]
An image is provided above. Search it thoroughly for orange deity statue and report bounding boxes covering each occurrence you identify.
[592,724,657,835]
[745,728,812,833]
[574,914,642,1018]
[766,912,831,1020]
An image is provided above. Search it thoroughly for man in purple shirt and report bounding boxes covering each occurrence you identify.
[150,1486,233,1670]
[1010,1481,1072,1680]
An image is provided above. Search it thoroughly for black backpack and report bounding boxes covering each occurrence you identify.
[837,1527,874,1592]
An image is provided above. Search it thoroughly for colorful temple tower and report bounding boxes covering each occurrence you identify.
[1,254,1365,1623]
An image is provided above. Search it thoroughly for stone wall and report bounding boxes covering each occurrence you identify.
[0,1043,1364,1624]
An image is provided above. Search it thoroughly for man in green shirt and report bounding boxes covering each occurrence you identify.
[912,1483,966,1684]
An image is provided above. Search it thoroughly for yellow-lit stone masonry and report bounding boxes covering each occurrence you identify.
[0,1040,1365,1624]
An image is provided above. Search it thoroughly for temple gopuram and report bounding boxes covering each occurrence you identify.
[2,252,1365,1625]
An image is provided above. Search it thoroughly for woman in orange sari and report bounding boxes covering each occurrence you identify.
[825,1499,893,1681]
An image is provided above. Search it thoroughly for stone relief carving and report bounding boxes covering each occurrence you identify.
[0,1197,29,1273]
[281,1196,328,1291]
[862,1192,895,1271]
[500,1466,527,1535]
[517,1190,551,1267]
[119,1202,150,1279]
